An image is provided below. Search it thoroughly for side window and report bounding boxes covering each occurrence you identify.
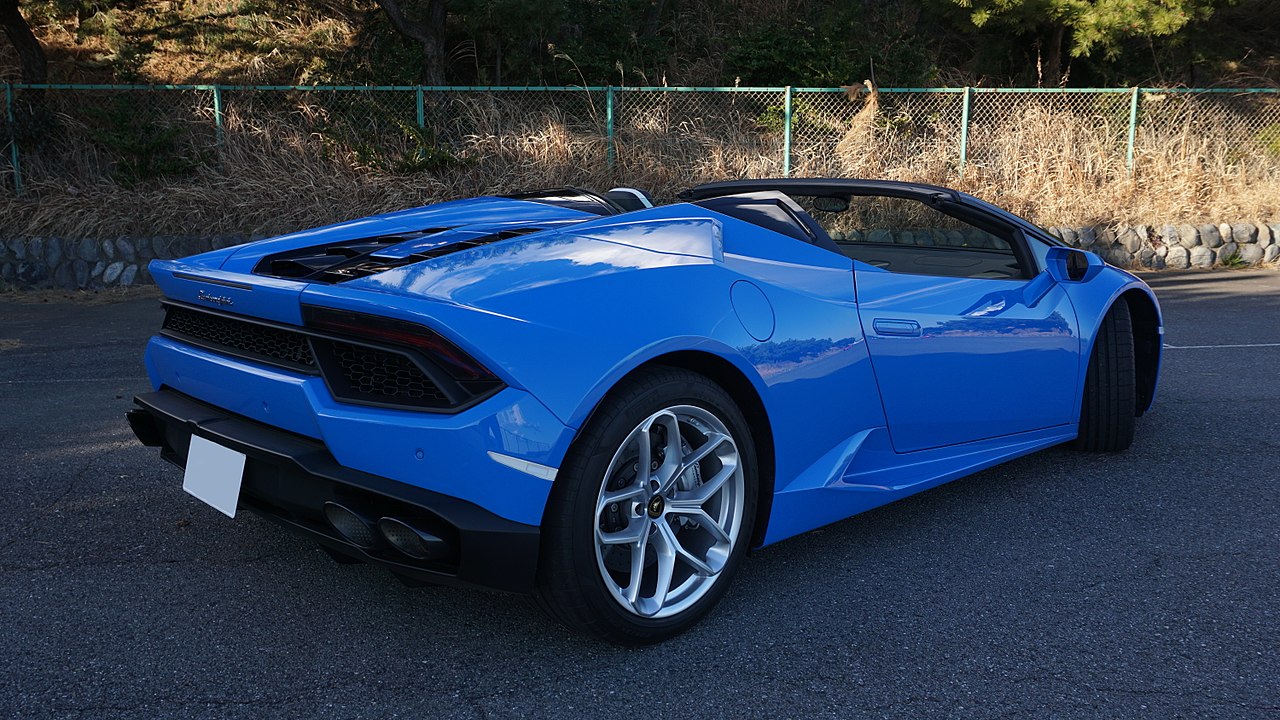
[803,196,1029,280]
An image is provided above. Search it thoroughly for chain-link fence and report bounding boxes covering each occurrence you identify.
[3,84,1279,203]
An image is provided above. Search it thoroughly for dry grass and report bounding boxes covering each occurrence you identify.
[1,90,1277,239]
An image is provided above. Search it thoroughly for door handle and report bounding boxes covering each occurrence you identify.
[873,319,922,337]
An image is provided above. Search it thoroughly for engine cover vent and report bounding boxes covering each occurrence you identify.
[254,227,543,283]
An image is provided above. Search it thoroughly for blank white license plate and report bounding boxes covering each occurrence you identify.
[182,435,247,518]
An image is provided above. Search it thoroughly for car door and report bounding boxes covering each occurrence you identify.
[835,194,1081,453]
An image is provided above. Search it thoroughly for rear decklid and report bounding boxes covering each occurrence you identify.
[150,196,595,323]
[219,197,593,276]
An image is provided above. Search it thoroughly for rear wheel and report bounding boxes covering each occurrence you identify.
[1074,300,1136,452]
[536,367,758,644]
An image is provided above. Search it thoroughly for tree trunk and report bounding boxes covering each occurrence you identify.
[0,0,47,83]
[642,0,667,38]
[1043,23,1065,86]
[374,0,447,85]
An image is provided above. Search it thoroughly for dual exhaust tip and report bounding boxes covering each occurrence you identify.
[323,501,449,561]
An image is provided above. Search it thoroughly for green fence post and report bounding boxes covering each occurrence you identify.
[1126,87,1140,173]
[959,86,972,173]
[782,86,793,177]
[605,86,616,169]
[416,86,425,129]
[4,82,21,197]
[211,85,224,147]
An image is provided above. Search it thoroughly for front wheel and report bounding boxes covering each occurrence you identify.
[1074,299,1137,452]
[536,367,758,644]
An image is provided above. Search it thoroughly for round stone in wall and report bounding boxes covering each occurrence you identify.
[1264,244,1280,263]
[103,261,125,285]
[1237,244,1264,265]
[77,237,98,262]
[1137,247,1157,268]
[1199,224,1222,249]
[1231,223,1258,244]
[115,237,138,263]
[1165,245,1190,269]
[1178,224,1200,247]
[1190,246,1215,267]
[1107,245,1133,267]
[1118,227,1144,254]
[1213,240,1233,263]
[1217,242,1238,264]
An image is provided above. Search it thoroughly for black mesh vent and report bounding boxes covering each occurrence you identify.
[254,227,543,284]
[158,303,499,413]
[321,341,450,407]
[162,306,316,370]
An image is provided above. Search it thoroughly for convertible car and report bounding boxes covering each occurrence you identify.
[127,179,1161,643]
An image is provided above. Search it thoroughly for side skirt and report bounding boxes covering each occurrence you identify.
[762,424,1077,544]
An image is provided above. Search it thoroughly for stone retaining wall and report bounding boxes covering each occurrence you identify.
[2,222,1278,290]
[1043,222,1280,270]
[0,236,249,290]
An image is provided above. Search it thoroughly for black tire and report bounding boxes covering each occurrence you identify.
[536,366,758,645]
[1074,299,1137,452]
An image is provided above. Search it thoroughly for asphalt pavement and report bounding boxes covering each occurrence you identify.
[1,271,1277,719]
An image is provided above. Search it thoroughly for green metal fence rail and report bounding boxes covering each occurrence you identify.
[2,84,1279,197]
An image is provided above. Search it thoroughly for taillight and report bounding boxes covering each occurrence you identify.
[302,306,504,409]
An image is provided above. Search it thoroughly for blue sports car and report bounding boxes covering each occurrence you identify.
[127,179,1162,643]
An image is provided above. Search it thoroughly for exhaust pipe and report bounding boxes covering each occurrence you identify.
[323,502,378,549]
[378,517,450,561]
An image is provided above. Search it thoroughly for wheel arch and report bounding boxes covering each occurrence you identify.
[1119,288,1161,416]
[570,349,777,550]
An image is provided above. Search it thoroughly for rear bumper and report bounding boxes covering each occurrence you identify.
[128,389,540,593]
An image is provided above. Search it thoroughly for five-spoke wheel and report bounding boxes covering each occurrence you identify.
[537,367,757,644]
[593,405,744,618]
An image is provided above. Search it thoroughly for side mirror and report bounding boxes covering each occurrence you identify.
[1045,246,1102,283]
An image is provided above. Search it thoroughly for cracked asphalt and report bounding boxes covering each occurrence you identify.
[1,271,1277,719]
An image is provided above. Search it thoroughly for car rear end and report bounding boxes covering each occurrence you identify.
[127,233,578,593]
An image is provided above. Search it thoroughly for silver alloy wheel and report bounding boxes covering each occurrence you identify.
[593,405,745,619]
